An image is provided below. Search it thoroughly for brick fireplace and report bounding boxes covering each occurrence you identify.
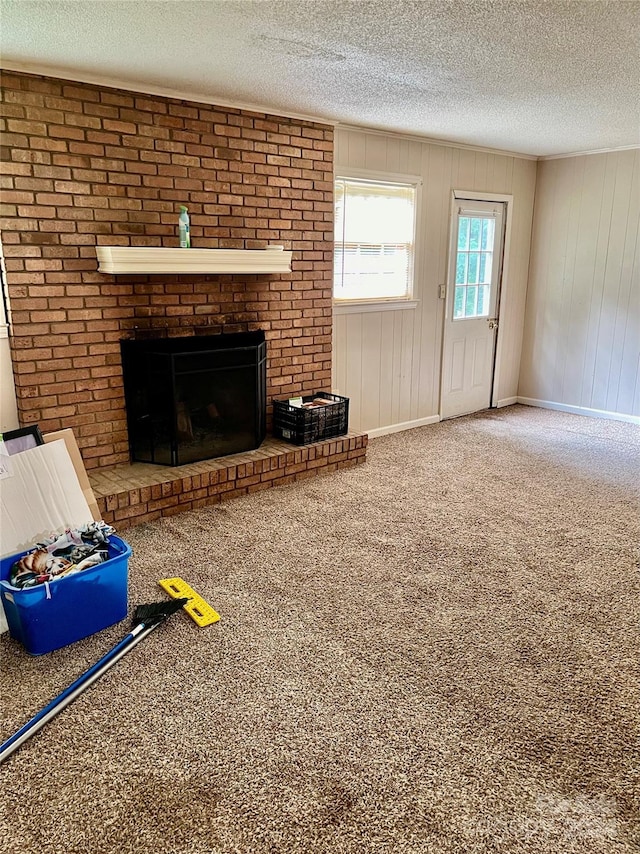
[1,71,367,525]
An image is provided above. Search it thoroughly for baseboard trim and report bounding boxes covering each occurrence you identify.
[366,415,441,439]
[361,400,639,437]
[517,397,640,426]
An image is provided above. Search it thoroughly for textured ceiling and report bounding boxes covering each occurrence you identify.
[1,0,639,157]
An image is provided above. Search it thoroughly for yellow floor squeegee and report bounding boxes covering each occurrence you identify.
[158,577,220,627]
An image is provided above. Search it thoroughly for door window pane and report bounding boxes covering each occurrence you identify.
[465,286,477,316]
[458,217,469,250]
[453,214,495,319]
[456,252,467,285]
[477,284,490,314]
[468,252,479,284]
[469,218,481,250]
[479,252,493,284]
[481,218,494,250]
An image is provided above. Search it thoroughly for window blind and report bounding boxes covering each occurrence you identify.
[334,178,416,301]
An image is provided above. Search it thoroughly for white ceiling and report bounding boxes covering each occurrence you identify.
[1,0,639,157]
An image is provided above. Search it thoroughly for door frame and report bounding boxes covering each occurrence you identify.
[440,189,514,415]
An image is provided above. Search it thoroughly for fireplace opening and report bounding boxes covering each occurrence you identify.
[120,331,266,466]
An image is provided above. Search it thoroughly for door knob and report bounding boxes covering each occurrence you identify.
[487,318,498,329]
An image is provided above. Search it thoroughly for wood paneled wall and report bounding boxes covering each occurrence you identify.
[332,128,537,434]
[519,149,640,419]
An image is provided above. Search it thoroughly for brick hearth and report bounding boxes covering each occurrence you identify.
[91,432,367,529]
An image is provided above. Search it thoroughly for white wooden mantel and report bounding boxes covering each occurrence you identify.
[96,245,293,275]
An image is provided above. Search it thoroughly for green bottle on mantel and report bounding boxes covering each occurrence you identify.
[179,205,190,248]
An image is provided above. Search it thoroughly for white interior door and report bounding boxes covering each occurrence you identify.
[440,199,505,419]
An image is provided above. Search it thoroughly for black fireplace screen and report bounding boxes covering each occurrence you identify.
[120,331,266,466]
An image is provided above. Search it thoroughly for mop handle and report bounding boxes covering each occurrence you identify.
[0,621,158,764]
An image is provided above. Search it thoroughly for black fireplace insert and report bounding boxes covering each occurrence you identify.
[120,331,266,466]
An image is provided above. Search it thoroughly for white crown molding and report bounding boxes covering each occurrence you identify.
[335,123,539,161]
[539,144,640,161]
[0,60,338,127]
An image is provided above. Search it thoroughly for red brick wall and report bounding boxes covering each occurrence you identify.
[0,71,334,470]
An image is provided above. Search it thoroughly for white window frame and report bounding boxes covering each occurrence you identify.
[333,168,421,313]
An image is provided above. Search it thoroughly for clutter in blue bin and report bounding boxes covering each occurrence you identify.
[0,531,131,656]
[9,521,115,589]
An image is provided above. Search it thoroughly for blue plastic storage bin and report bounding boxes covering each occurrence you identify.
[0,535,130,655]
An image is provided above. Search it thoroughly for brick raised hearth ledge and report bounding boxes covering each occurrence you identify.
[90,432,368,530]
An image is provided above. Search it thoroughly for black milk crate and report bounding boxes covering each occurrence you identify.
[273,392,349,445]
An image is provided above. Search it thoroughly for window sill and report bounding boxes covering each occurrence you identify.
[333,299,419,315]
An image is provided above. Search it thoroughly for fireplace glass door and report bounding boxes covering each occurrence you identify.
[121,331,266,466]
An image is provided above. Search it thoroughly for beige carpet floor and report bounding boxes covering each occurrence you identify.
[1,405,639,854]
